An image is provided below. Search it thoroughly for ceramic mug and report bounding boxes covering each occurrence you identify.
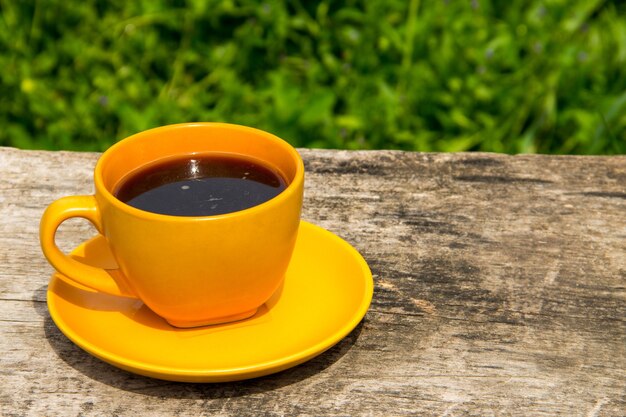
[40,123,304,327]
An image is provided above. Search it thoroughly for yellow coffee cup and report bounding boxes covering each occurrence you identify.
[40,123,304,328]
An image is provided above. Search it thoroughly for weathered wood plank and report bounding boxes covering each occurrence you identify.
[1,147,625,416]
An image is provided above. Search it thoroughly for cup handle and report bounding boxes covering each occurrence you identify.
[40,195,137,298]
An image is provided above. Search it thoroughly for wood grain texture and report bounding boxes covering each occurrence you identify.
[0,146,624,416]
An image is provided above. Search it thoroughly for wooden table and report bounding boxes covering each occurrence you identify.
[1,147,624,416]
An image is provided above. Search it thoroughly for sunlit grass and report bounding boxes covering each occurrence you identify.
[1,0,624,154]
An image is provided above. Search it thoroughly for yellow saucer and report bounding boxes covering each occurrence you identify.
[47,221,373,382]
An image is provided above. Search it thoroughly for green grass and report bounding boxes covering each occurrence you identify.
[1,0,625,154]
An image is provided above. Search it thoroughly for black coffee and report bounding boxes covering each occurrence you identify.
[114,154,288,216]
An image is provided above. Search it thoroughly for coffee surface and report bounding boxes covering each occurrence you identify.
[114,154,287,216]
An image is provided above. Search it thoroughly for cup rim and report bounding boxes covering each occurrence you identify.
[94,122,304,222]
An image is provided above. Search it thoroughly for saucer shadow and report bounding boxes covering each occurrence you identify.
[35,284,364,398]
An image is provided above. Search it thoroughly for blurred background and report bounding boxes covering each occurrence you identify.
[1,0,625,154]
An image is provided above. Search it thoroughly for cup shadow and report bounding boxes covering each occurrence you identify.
[49,271,281,332]
[68,233,285,330]
[33,284,364,398]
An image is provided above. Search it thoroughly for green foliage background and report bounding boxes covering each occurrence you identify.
[1,0,625,153]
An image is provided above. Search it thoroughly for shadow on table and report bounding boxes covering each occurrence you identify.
[33,284,363,398]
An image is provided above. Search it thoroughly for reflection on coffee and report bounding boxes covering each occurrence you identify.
[114,154,287,216]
